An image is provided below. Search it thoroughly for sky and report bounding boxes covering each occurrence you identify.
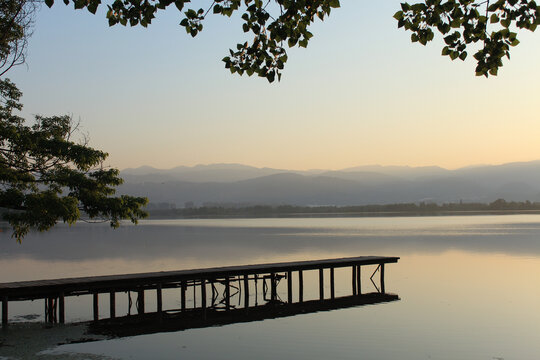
[8,0,540,171]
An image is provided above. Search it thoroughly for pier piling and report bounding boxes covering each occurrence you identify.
[2,296,7,326]
[59,293,65,324]
[319,268,324,300]
[110,292,116,319]
[93,293,99,322]
[330,267,335,299]
[299,270,304,303]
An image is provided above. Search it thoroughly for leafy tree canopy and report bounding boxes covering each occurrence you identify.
[44,0,540,81]
[1,0,148,241]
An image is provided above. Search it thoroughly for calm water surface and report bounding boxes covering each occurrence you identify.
[1,215,540,359]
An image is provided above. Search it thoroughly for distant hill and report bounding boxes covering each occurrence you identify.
[118,161,540,207]
[340,165,450,180]
[121,163,295,183]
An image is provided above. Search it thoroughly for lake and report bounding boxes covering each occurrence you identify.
[1,215,540,359]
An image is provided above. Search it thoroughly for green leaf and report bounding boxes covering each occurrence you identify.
[329,0,340,9]
[175,1,185,11]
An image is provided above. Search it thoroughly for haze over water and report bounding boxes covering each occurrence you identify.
[1,215,539,359]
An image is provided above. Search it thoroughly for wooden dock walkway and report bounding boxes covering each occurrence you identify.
[1,255,399,326]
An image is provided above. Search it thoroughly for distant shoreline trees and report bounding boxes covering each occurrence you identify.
[145,199,540,219]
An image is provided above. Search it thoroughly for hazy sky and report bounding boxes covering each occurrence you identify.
[8,0,540,170]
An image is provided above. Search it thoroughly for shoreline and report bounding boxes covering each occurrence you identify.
[146,209,540,220]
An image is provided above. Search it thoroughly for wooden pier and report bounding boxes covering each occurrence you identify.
[0,255,399,326]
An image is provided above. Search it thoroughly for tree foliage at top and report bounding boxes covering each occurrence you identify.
[1,0,148,241]
[394,0,540,76]
[44,0,540,81]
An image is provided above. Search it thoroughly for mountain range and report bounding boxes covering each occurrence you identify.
[118,161,540,207]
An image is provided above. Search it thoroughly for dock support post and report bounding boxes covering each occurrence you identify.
[59,293,65,324]
[109,292,116,319]
[137,290,144,315]
[201,279,206,319]
[2,296,7,327]
[357,265,362,295]
[157,283,163,314]
[380,263,385,294]
[330,267,335,299]
[181,281,186,311]
[287,271,293,303]
[298,270,304,303]
[225,277,230,311]
[193,281,197,308]
[48,297,55,323]
[93,293,99,322]
[352,266,357,296]
[319,268,324,300]
[243,275,249,309]
[270,273,277,302]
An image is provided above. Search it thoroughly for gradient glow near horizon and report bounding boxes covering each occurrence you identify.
[8,0,540,171]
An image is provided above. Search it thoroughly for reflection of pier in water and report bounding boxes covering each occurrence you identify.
[91,293,400,337]
[1,256,399,327]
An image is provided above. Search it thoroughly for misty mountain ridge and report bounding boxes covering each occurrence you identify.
[118,161,540,207]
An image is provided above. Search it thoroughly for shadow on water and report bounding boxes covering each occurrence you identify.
[89,292,400,338]
[0,292,399,359]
